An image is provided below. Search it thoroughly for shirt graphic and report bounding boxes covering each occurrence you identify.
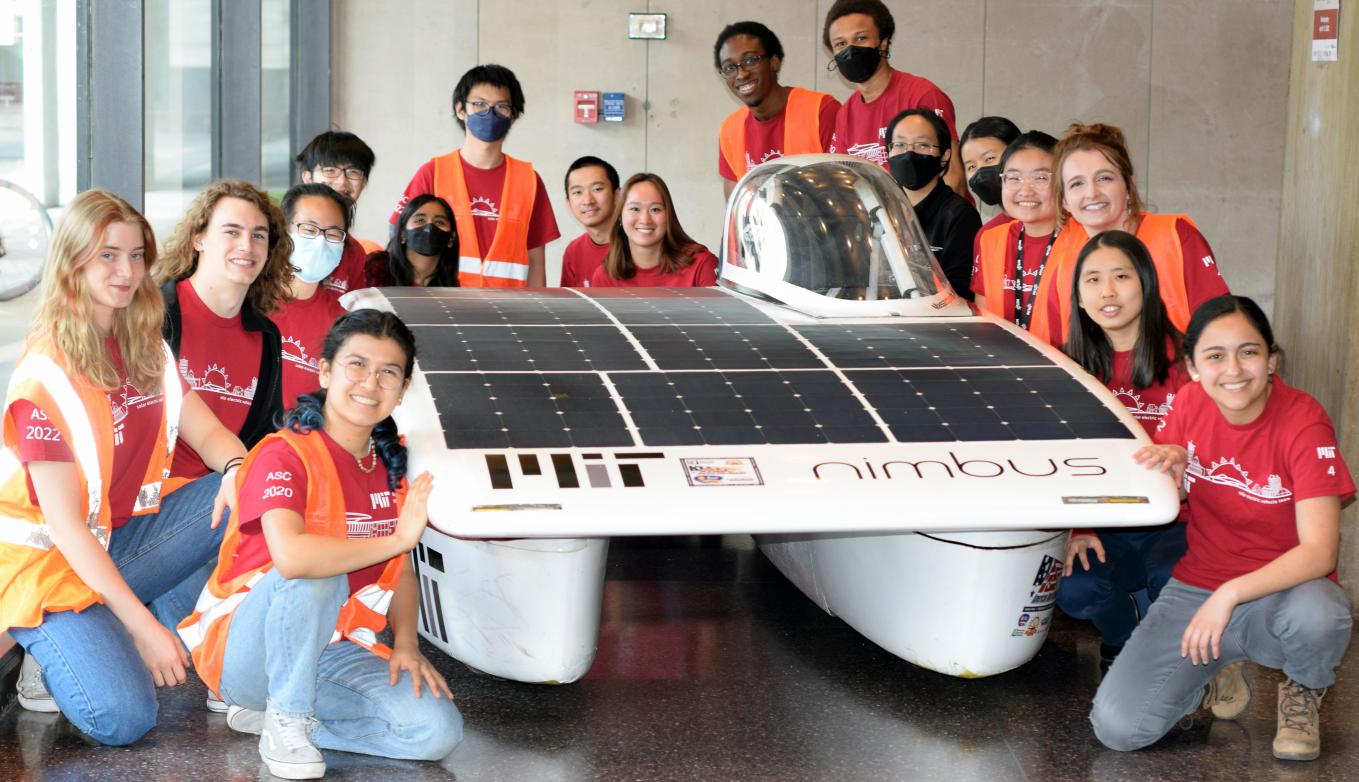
[1112,389,1176,425]
[179,357,257,407]
[469,195,499,221]
[1184,440,1292,504]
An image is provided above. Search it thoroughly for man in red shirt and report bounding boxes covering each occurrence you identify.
[823,0,967,199]
[714,21,839,201]
[296,131,380,294]
[392,64,559,287]
[560,156,619,287]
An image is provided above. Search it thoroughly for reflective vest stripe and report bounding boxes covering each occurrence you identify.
[176,570,265,651]
[481,260,531,282]
[432,151,537,288]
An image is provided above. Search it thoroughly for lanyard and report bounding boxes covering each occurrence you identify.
[1013,229,1057,330]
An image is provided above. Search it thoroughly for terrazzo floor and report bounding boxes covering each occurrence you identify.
[1,535,1355,781]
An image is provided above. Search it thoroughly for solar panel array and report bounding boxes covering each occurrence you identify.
[392,288,1133,450]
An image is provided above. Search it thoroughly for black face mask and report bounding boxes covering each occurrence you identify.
[890,152,944,191]
[406,224,452,256]
[968,165,1003,206]
[834,45,882,84]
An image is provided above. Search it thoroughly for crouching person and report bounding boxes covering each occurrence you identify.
[1091,295,1352,761]
[179,309,462,779]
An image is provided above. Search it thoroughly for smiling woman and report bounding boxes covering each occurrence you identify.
[590,172,719,288]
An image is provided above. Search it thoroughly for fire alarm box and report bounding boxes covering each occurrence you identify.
[574,91,600,124]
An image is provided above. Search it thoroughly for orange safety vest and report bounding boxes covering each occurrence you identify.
[0,339,182,631]
[719,87,829,179]
[977,221,1084,346]
[1046,213,1195,346]
[179,428,406,692]
[432,150,537,288]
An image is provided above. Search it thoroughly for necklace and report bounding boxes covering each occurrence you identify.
[356,438,378,473]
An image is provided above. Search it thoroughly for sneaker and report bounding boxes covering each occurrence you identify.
[226,705,265,735]
[1273,679,1325,761]
[16,654,58,713]
[1098,643,1122,677]
[1205,661,1251,720]
[205,693,228,713]
[259,706,325,779]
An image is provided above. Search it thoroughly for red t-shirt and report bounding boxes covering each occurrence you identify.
[971,221,1063,336]
[717,93,840,181]
[9,337,172,528]
[1043,217,1229,337]
[560,234,610,287]
[1106,349,1191,439]
[390,156,561,256]
[827,70,958,168]
[270,287,347,409]
[232,430,400,594]
[172,279,262,480]
[1157,377,1355,591]
[588,248,719,288]
[322,235,370,296]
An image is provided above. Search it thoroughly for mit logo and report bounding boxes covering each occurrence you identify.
[1202,255,1216,267]
[1318,446,1336,459]
[484,452,665,490]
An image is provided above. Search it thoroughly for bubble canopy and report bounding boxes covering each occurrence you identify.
[719,154,965,318]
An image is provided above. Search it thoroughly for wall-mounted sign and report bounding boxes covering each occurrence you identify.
[1313,0,1340,62]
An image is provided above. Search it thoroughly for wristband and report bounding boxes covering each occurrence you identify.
[221,456,244,475]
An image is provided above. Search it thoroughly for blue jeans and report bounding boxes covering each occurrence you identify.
[217,568,463,761]
[1091,576,1352,751]
[10,472,226,745]
[1056,522,1187,646]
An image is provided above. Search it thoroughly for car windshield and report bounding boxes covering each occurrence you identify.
[720,156,950,302]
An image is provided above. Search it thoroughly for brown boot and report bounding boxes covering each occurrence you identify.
[1204,661,1251,720]
[1273,678,1325,761]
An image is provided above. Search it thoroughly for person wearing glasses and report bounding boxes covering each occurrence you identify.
[179,310,462,778]
[271,184,352,408]
[295,131,379,296]
[823,0,966,199]
[391,64,559,288]
[713,21,839,201]
[153,180,290,530]
[971,131,1064,339]
[885,108,979,299]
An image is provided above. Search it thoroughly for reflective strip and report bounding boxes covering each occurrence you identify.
[177,570,266,651]
[159,341,183,465]
[457,256,482,274]
[0,518,108,550]
[352,583,395,616]
[481,260,529,282]
[348,627,378,649]
[7,355,104,534]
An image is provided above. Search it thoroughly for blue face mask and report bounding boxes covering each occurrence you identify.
[466,107,511,142]
[290,232,344,283]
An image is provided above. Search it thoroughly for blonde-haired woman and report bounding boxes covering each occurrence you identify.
[0,189,246,744]
[154,180,291,496]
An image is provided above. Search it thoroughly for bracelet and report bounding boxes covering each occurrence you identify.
[221,456,245,475]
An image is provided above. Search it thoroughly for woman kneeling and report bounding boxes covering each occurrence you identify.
[1091,295,1352,761]
[180,309,461,779]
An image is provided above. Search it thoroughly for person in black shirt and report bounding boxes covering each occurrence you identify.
[885,108,981,300]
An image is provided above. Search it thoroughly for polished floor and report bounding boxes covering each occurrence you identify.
[1,535,1356,781]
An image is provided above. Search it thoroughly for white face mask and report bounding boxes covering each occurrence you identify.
[290,232,344,283]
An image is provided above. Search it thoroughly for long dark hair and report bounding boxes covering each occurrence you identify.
[385,194,460,287]
[1064,230,1180,389]
[603,173,703,280]
[278,309,417,490]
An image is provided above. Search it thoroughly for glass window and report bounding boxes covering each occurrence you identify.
[144,0,212,240]
[260,0,291,197]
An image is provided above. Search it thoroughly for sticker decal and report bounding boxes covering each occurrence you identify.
[682,457,764,487]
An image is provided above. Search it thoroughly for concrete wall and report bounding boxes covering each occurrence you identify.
[1274,0,1359,591]
[333,0,1291,313]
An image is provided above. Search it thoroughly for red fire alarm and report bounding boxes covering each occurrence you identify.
[574,91,600,124]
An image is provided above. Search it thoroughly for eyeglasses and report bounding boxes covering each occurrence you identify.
[466,100,515,119]
[719,53,767,78]
[317,166,366,182]
[340,359,405,390]
[1002,171,1054,187]
[888,141,941,155]
[292,221,347,244]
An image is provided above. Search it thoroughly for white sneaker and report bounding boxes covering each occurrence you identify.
[259,705,325,779]
[226,704,265,735]
[16,653,59,713]
[205,693,228,713]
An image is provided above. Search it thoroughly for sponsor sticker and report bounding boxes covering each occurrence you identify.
[1062,496,1149,504]
[682,457,764,487]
